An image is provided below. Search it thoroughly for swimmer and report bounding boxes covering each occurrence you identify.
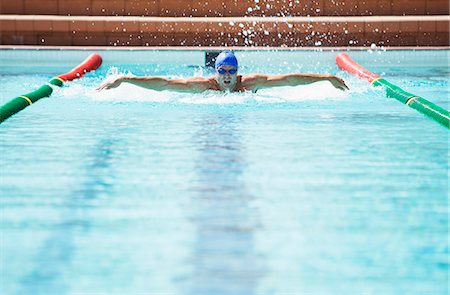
[97,50,349,92]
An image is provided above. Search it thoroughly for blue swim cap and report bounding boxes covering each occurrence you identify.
[215,51,238,70]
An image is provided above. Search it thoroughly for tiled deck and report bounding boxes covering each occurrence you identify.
[1,0,448,16]
[0,0,449,47]
[1,15,449,47]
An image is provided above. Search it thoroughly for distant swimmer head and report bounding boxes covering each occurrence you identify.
[214,51,238,91]
[215,51,239,91]
[215,51,238,71]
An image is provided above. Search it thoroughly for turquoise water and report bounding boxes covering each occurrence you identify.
[1,50,449,294]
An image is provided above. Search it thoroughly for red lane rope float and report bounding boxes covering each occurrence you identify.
[336,53,380,83]
[0,53,102,124]
[49,53,103,86]
[336,53,449,129]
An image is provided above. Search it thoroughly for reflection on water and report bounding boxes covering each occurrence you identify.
[16,136,123,295]
[1,51,448,294]
[187,112,264,295]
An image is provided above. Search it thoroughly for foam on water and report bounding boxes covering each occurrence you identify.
[57,66,375,105]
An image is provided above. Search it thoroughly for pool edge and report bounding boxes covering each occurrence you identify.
[1,45,449,51]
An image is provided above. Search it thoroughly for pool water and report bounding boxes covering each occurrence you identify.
[1,49,449,294]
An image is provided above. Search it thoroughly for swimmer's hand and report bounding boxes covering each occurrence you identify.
[328,76,349,91]
[96,77,123,91]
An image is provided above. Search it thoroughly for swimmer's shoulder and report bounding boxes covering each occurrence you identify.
[183,76,214,82]
[173,76,218,92]
[201,76,220,91]
[185,76,217,85]
[240,74,267,91]
[241,74,270,85]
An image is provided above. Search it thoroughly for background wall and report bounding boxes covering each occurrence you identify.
[1,0,449,46]
[2,0,449,16]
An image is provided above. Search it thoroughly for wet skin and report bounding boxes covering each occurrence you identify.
[97,68,349,93]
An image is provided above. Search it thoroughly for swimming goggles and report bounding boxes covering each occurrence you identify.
[217,68,238,75]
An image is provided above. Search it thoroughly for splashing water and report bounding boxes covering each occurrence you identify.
[58,66,367,105]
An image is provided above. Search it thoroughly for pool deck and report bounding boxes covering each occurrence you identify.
[2,0,448,17]
[1,45,449,51]
[1,0,449,47]
[1,14,449,47]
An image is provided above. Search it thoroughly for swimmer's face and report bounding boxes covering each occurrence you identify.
[216,65,238,91]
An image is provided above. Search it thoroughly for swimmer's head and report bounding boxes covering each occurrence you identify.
[215,51,238,91]
[215,50,238,70]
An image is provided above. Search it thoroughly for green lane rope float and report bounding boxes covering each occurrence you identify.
[336,53,449,129]
[0,85,53,122]
[0,53,102,124]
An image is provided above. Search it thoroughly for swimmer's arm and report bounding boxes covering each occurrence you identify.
[97,76,210,92]
[250,74,349,91]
